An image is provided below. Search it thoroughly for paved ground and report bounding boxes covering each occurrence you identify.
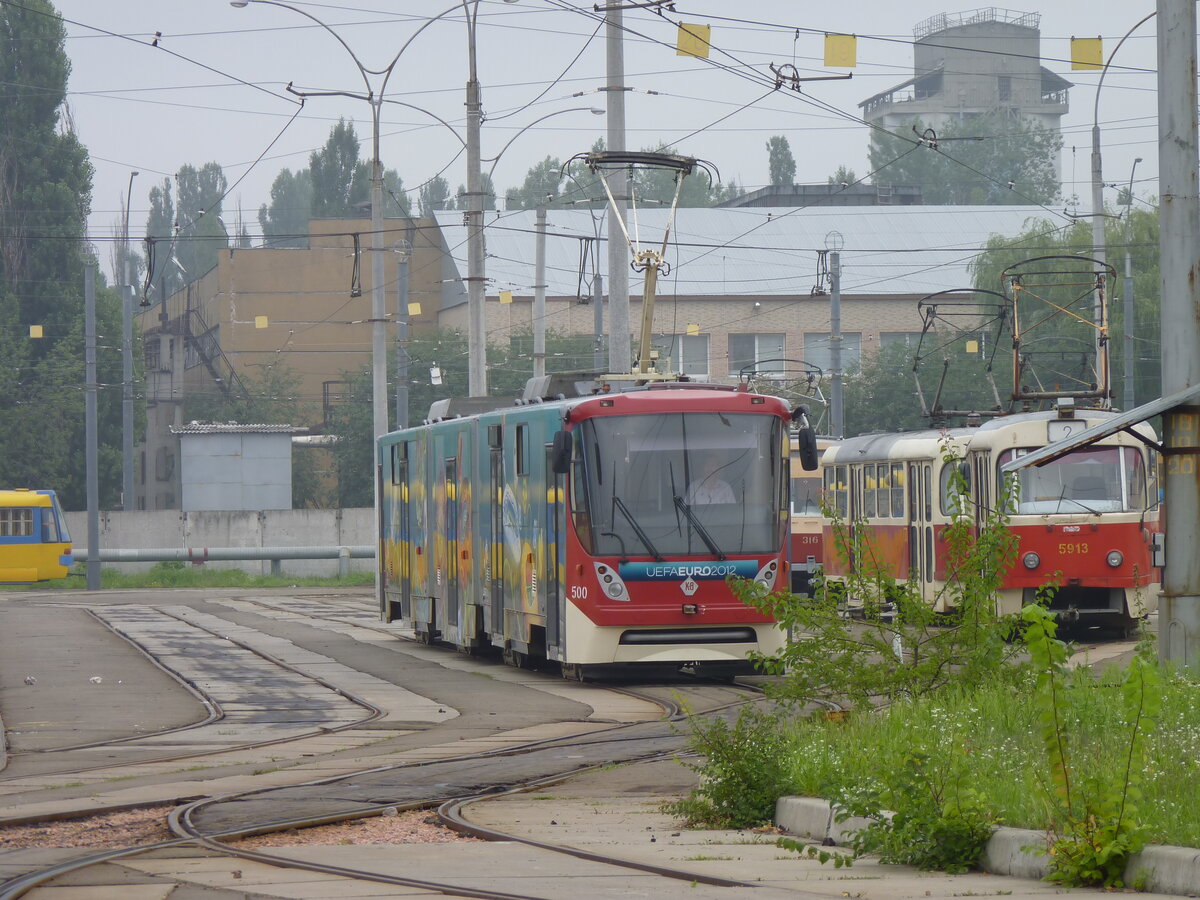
[2,591,1194,899]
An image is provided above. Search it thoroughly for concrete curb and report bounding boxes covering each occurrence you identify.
[776,796,1200,896]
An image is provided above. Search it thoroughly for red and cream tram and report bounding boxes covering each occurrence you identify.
[821,406,1160,634]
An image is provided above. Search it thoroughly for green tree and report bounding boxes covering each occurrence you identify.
[0,0,127,508]
[258,121,409,249]
[144,177,179,298]
[174,162,229,282]
[844,338,1007,435]
[766,135,796,186]
[869,111,1061,204]
[631,143,739,207]
[969,209,1161,408]
[454,172,497,211]
[310,118,360,218]
[259,168,313,248]
[418,175,452,217]
[503,156,565,210]
[828,164,858,186]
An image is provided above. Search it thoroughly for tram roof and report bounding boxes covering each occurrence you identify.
[1001,385,1200,472]
[434,206,1051,303]
[827,408,1157,465]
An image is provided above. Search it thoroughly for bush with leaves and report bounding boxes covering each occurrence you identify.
[739,440,1022,710]
[664,705,794,828]
[835,748,995,873]
[1022,604,1161,888]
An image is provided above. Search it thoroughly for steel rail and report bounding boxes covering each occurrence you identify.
[0,605,384,785]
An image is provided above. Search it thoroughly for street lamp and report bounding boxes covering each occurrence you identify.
[1089,12,1156,394]
[122,170,138,510]
[231,0,468,440]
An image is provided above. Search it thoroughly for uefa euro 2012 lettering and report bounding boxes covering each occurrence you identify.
[620,560,759,580]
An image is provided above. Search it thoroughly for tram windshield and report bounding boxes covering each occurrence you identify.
[998,446,1148,514]
[570,412,786,557]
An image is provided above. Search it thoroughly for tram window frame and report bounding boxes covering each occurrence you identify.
[890,463,905,517]
[923,464,933,520]
[877,464,891,518]
[390,441,407,485]
[0,508,33,538]
[939,461,973,517]
[515,424,529,476]
[824,465,848,518]
[862,463,877,518]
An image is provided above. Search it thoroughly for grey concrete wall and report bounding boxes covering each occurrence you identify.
[63,508,374,577]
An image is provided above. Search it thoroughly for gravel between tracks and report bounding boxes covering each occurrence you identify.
[0,805,481,850]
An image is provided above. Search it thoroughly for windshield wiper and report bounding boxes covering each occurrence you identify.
[1055,485,1100,515]
[612,496,664,561]
[673,496,726,560]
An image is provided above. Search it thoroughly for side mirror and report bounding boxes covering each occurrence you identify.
[551,430,572,475]
[796,427,820,471]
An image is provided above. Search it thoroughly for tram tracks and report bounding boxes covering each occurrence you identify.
[0,604,396,793]
[2,682,764,900]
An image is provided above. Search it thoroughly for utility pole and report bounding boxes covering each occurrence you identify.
[1158,0,1200,671]
[830,250,844,439]
[121,170,138,510]
[465,6,487,397]
[534,204,547,379]
[1123,251,1134,411]
[395,244,410,430]
[604,4,630,374]
[85,266,100,591]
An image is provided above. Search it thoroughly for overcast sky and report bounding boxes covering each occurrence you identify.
[52,1,1162,276]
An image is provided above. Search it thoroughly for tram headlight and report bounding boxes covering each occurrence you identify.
[593,562,629,601]
[754,559,780,589]
[1106,550,1124,568]
[1022,552,1041,570]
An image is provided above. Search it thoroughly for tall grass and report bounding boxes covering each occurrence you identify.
[1,561,373,591]
[780,670,1200,849]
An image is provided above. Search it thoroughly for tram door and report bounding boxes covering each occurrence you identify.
[444,457,459,633]
[489,428,504,637]
[972,452,991,529]
[391,442,412,621]
[544,443,563,652]
[908,462,934,591]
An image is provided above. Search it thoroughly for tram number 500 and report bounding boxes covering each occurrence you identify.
[569,585,588,600]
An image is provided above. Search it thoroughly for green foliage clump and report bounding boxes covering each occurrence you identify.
[740,440,1021,710]
[664,706,794,829]
[1023,604,1161,888]
[836,749,994,873]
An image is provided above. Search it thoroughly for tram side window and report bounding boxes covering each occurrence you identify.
[1125,450,1148,510]
[876,465,891,518]
[515,424,529,476]
[0,508,34,538]
[939,462,973,517]
[390,442,407,484]
[862,464,877,518]
[824,465,848,518]
[890,463,905,517]
[569,432,594,553]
